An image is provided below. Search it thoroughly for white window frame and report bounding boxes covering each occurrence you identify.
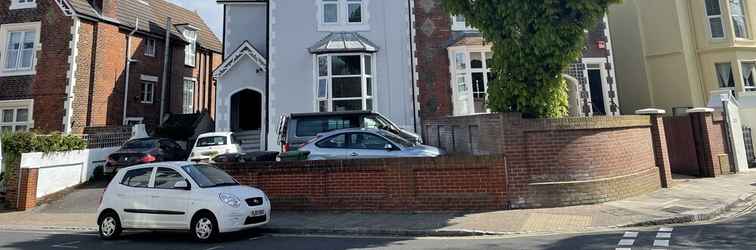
[144,38,156,57]
[183,28,197,67]
[451,15,477,31]
[315,53,375,112]
[0,22,41,77]
[183,77,196,114]
[448,46,493,116]
[706,0,727,40]
[730,0,751,39]
[139,75,156,104]
[582,58,613,117]
[739,60,756,92]
[0,99,33,133]
[317,0,370,32]
[9,0,36,10]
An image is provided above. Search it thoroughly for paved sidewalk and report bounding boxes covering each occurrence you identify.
[0,172,755,237]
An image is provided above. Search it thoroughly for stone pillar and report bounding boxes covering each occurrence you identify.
[636,108,673,188]
[688,108,729,177]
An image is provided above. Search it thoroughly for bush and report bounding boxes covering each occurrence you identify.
[1,132,88,183]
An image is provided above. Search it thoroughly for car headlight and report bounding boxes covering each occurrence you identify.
[219,193,241,208]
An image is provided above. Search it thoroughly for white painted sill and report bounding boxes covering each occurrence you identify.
[9,2,37,10]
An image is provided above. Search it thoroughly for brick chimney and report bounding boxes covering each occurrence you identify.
[91,0,117,18]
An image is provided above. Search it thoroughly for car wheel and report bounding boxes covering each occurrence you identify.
[98,211,122,240]
[191,212,219,242]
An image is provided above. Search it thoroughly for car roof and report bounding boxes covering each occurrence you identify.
[197,132,234,138]
[117,161,194,173]
[289,111,378,118]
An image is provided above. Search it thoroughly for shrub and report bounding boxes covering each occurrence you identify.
[1,132,87,185]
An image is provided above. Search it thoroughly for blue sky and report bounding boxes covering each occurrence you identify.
[168,0,223,38]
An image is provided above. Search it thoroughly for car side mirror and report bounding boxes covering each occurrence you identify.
[174,180,191,190]
[385,144,397,151]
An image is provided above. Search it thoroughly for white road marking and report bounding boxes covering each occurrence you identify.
[623,232,638,238]
[51,241,80,249]
[204,246,223,250]
[658,227,674,232]
[615,248,631,250]
[617,239,635,246]
[656,232,672,238]
[653,240,670,247]
[249,235,270,241]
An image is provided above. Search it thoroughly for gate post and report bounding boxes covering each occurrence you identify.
[636,108,673,188]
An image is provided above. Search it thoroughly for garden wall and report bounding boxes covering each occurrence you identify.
[424,113,668,208]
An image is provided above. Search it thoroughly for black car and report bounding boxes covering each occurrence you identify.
[104,138,187,175]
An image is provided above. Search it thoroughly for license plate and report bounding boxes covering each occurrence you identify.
[202,151,219,156]
[251,210,265,217]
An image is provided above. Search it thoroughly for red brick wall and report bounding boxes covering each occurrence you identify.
[413,0,453,120]
[219,156,508,211]
[692,112,732,177]
[0,1,74,132]
[425,114,663,208]
[6,166,39,211]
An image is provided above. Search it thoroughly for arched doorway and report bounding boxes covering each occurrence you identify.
[230,89,263,132]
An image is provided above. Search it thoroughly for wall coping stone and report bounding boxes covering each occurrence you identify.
[687,108,716,113]
[635,108,666,115]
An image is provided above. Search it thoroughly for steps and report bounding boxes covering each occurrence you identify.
[234,130,262,153]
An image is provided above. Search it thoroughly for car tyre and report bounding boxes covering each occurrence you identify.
[98,211,122,240]
[191,212,219,242]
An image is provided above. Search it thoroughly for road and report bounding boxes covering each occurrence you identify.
[2,208,756,250]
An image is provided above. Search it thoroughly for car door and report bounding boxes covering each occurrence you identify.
[118,167,155,229]
[347,132,397,159]
[148,167,191,229]
[311,134,348,160]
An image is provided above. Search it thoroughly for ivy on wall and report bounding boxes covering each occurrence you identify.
[442,0,621,118]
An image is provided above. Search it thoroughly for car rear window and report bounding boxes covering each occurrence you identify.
[121,167,153,188]
[123,139,158,149]
[196,136,227,147]
[295,116,360,137]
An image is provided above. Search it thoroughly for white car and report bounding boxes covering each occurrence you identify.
[189,132,242,163]
[97,162,271,242]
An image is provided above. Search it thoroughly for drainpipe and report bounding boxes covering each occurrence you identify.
[159,17,172,125]
[122,18,140,126]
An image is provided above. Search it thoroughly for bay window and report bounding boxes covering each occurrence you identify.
[450,48,493,115]
[730,0,749,39]
[316,54,374,112]
[0,22,40,76]
[716,63,736,88]
[706,0,726,39]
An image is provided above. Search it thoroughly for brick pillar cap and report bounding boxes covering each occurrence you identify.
[635,108,666,115]
[686,107,715,113]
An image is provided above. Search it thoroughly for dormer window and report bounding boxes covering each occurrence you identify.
[10,0,36,10]
[451,15,477,31]
[182,28,197,67]
[319,0,368,31]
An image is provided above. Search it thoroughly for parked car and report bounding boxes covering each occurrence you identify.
[277,111,422,152]
[189,132,242,163]
[300,128,444,160]
[97,162,271,242]
[104,138,187,176]
[212,151,280,164]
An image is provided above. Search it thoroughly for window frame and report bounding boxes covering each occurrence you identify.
[730,0,751,40]
[183,28,198,67]
[144,38,157,57]
[705,0,727,40]
[315,53,375,112]
[153,167,188,190]
[345,132,394,150]
[450,15,477,31]
[9,0,36,10]
[741,61,756,92]
[0,22,41,77]
[716,62,737,89]
[183,77,196,114]
[0,99,33,133]
[120,167,155,189]
[448,46,493,115]
[318,0,369,31]
[140,81,155,104]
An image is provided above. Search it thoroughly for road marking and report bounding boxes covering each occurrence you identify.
[615,248,631,250]
[653,240,670,247]
[617,239,635,246]
[623,232,638,238]
[51,241,80,249]
[658,227,674,232]
[656,232,672,238]
[204,246,223,250]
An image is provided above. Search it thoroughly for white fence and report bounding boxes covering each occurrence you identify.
[20,147,118,198]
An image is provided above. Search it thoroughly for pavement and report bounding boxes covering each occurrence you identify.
[0,171,755,238]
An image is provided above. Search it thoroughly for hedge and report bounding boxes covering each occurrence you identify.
[1,132,87,184]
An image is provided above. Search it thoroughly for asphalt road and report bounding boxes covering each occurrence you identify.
[2,208,756,250]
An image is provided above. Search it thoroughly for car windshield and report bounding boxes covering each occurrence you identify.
[122,139,158,149]
[378,131,415,148]
[181,164,239,188]
[196,136,228,147]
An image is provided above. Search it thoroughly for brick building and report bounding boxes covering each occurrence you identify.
[412,0,621,120]
[0,0,222,134]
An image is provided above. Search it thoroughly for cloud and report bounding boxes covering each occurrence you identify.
[168,0,223,38]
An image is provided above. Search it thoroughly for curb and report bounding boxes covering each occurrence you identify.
[258,227,503,237]
[619,191,756,228]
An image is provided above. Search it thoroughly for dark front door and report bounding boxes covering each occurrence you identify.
[230,89,262,132]
[587,69,606,116]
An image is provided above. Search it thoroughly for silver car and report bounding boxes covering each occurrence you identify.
[300,128,444,160]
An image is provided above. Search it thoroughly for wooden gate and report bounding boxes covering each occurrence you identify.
[663,116,702,176]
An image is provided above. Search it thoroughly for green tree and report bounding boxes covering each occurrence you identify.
[443,0,620,118]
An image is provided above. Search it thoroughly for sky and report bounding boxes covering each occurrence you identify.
[168,0,223,38]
